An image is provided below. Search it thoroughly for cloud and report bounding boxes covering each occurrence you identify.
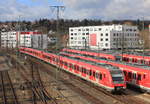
[0,0,150,21]
[0,0,50,21]
[62,0,150,20]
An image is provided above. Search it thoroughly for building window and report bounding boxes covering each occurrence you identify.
[71,37,73,39]
[78,29,81,31]
[101,33,103,36]
[78,41,81,44]
[86,29,89,31]
[105,38,108,41]
[74,33,77,35]
[71,33,73,35]
[83,33,85,35]
[82,37,85,39]
[71,29,73,31]
[86,33,89,35]
[99,28,101,31]
[101,39,103,41]
[105,43,108,47]
[106,33,108,36]
[113,33,116,36]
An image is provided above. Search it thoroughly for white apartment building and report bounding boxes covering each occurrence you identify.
[69,25,140,50]
[1,31,48,49]
[1,31,17,48]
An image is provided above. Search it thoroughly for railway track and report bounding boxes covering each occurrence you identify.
[0,71,19,104]
[27,57,121,104]
[9,54,74,104]
[27,56,150,104]
[8,54,150,104]
[13,58,58,104]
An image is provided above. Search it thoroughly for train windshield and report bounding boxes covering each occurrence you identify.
[110,70,124,84]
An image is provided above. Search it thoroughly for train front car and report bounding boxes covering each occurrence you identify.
[106,65,126,92]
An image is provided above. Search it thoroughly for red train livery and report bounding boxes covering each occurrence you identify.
[121,54,150,66]
[60,52,150,92]
[19,47,126,92]
[62,48,116,60]
[62,48,150,66]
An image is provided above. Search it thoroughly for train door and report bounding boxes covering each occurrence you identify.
[127,71,132,82]
[92,71,96,81]
[129,58,132,63]
[137,73,142,84]
[95,71,99,84]
[132,72,137,84]
[123,70,127,81]
[81,67,86,77]
[99,72,102,84]
[89,69,93,80]
[69,63,73,71]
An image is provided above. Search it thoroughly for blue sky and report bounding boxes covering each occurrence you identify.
[0,0,150,21]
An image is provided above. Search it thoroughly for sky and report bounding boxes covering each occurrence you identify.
[0,0,150,21]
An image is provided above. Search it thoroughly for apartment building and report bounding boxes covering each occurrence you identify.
[68,25,139,50]
[1,31,47,49]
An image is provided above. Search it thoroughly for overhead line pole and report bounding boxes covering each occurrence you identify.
[50,5,65,90]
[50,6,65,50]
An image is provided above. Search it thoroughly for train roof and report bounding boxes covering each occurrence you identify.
[64,48,150,59]
[61,52,150,73]
[60,53,121,71]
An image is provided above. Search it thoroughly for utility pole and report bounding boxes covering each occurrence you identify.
[142,17,145,63]
[121,27,124,61]
[50,5,65,51]
[50,5,65,89]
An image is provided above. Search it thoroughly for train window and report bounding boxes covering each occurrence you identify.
[72,64,74,69]
[132,73,136,79]
[79,67,82,72]
[143,74,146,79]
[137,74,141,80]
[86,70,89,75]
[99,73,102,80]
[93,71,96,78]
[74,65,77,70]
[81,67,84,73]
[89,70,92,76]
[128,72,132,78]
[96,73,99,79]
[60,60,62,64]
[69,64,72,68]
[141,60,144,64]
[52,58,55,61]
[63,61,65,65]
[83,68,86,74]
[64,62,67,66]
[76,66,79,71]
[104,74,106,78]
[123,71,127,75]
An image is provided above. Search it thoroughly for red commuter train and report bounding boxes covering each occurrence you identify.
[62,48,116,60]
[62,48,150,66]
[121,54,150,66]
[19,47,126,92]
[60,51,150,92]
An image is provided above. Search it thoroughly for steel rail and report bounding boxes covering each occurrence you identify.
[5,71,19,104]
[0,72,7,104]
